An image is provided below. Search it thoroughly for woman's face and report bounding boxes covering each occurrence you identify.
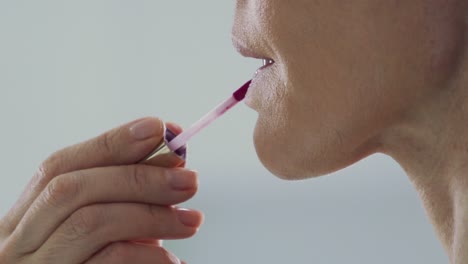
[232,0,464,179]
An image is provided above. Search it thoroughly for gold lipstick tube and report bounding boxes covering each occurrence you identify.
[139,127,187,168]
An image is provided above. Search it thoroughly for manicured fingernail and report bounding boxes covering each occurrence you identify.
[168,170,198,191]
[129,118,162,140]
[176,208,203,228]
[167,251,181,264]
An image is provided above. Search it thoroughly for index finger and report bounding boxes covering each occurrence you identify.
[3,117,174,233]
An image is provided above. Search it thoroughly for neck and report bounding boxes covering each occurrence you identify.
[380,75,468,263]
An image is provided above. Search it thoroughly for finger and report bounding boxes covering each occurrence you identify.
[131,238,163,247]
[85,242,181,264]
[11,165,198,253]
[166,122,183,134]
[35,204,202,263]
[3,117,166,233]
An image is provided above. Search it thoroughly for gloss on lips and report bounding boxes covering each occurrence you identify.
[139,80,252,168]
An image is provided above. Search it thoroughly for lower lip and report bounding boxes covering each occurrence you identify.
[255,62,275,75]
[245,62,276,108]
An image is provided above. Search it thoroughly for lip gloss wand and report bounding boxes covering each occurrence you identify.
[140,80,252,167]
[168,80,252,152]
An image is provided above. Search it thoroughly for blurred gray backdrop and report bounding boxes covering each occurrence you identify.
[0,1,447,263]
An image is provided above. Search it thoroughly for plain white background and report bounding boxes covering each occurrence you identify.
[0,1,447,263]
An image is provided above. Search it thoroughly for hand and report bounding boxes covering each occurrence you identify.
[0,117,202,264]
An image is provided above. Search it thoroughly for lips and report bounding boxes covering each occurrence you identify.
[233,39,265,59]
[258,59,275,71]
[232,38,275,109]
[232,39,275,73]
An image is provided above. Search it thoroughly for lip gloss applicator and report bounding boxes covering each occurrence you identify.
[140,80,252,168]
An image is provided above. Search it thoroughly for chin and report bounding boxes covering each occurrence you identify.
[252,123,322,180]
[252,120,372,181]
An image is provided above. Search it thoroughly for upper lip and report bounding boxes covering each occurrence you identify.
[232,38,272,61]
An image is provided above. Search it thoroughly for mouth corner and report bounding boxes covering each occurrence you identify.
[262,59,275,67]
[256,58,275,74]
[232,38,276,76]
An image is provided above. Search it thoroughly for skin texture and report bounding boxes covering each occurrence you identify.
[0,118,199,264]
[233,0,468,263]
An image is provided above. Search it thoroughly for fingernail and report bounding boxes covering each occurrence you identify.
[168,170,198,191]
[167,251,181,264]
[129,118,162,140]
[176,208,202,228]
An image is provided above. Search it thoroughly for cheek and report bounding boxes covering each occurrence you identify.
[424,0,465,79]
[282,1,462,131]
[252,81,369,179]
[251,0,465,179]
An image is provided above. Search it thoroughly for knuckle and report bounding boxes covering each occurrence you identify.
[98,243,176,264]
[145,204,155,218]
[63,206,103,242]
[127,165,152,194]
[99,242,130,261]
[32,144,77,190]
[97,129,120,155]
[32,152,63,189]
[43,174,83,208]
[145,204,162,220]
[144,205,171,235]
